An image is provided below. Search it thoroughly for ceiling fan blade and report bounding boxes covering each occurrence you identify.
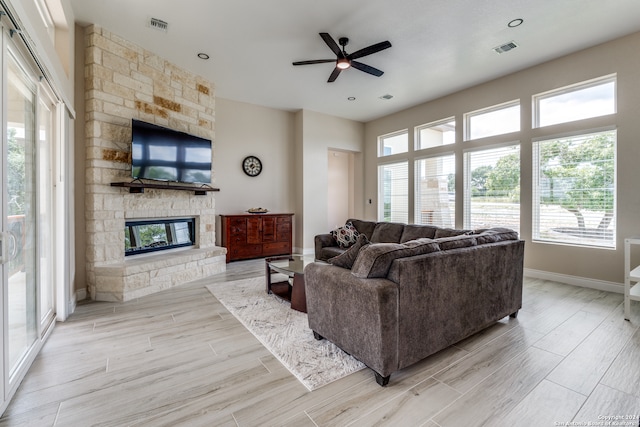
[327,67,342,82]
[348,40,392,60]
[292,59,336,65]
[320,33,344,58]
[351,61,384,77]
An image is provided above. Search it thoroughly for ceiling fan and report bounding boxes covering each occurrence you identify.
[292,33,392,82]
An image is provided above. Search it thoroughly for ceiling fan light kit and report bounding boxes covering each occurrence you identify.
[292,32,392,82]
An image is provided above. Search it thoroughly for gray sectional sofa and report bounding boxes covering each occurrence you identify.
[306,219,524,386]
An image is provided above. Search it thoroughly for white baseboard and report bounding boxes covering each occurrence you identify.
[524,268,624,294]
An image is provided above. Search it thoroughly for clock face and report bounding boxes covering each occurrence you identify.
[242,156,262,177]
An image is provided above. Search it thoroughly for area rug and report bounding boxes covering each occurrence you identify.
[206,276,365,391]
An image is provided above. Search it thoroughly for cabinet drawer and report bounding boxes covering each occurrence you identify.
[276,216,291,224]
[231,245,262,258]
[263,242,290,256]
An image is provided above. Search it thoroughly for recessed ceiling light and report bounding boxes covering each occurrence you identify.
[197,53,210,60]
[347,97,356,101]
[379,94,393,100]
[508,18,523,28]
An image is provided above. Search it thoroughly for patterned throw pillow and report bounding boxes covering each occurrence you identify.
[330,221,360,248]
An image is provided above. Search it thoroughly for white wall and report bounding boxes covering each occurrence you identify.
[364,31,640,285]
[298,110,364,252]
[214,98,296,242]
[327,150,354,230]
[215,103,364,253]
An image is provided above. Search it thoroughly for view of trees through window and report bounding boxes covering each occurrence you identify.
[534,130,616,246]
[464,145,521,232]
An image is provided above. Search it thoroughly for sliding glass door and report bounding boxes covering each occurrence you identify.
[1,26,55,411]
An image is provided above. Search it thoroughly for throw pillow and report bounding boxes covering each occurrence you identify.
[330,221,360,248]
[328,234,370,269]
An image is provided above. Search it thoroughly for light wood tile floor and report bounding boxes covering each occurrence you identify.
[2,259,640,426]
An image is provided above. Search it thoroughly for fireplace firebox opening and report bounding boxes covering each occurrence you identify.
[125,217,196,256]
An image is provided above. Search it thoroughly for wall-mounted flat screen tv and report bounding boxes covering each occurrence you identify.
[131,119,212,184]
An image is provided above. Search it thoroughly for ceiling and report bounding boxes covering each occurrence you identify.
[68,0,640,123]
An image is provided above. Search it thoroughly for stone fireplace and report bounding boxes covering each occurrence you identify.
[84,25,226,301]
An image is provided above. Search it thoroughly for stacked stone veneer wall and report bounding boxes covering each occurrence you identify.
[84,25,225,301]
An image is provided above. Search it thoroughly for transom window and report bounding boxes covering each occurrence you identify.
[534,75,616,128]
[415,118,455,150]
[378,130,408,157]
[465,100,520,141]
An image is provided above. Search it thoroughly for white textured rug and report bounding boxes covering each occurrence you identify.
[206,276,365,390]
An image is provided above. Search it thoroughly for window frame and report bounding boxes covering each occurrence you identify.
[377,129,408,157]
[462,142,521,233]
[464,99,520,141]
[532,74,617,129]
[532,128,617,249]
[377,160,409,223]
[414,152,456,227]
[415,117,455,151]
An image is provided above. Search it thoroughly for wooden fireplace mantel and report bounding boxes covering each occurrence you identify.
[110,181,220,195]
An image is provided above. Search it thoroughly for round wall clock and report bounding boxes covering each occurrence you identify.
[242,155,262,177]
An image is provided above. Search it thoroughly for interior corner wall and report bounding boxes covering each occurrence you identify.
[299,110,364,253]
[363,31,640,285]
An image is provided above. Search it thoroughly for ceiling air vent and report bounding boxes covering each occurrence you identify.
[493,41,518,54]
[148,17,169,32]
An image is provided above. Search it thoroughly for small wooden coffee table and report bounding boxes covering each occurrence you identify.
[265,255,315,313]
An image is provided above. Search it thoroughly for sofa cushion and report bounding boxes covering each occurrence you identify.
[331,221,360,248]
[400,224,438,242]
[434,227,472,238]
[436,234,477,251]
[474,227,519,244]
[370,222,405,243]
[328,234,370,269]
[348,219,377,240]
[351,239,440,279]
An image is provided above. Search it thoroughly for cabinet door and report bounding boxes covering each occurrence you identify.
[276,216,292,242]
[262,217,276,242]
[246,217,262,244]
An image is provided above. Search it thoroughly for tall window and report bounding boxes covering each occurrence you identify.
[415,154,455,227]
[533,130,616,248]
[465,100,520,140]
[379,162,408,223]
[378,130,408,157]
[534,75,616,128]
[464,145,520,232]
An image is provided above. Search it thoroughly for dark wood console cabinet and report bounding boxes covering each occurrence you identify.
[221,213,293,263]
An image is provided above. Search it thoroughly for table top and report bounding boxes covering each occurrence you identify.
[266,255,316,275]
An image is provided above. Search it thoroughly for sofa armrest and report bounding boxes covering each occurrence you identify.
[305,263,399,377]
[314,233,336,260]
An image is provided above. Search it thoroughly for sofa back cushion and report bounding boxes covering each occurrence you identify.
[400,224,438,242]
[347,218,377,240]
[351,239,440,278]
[434,227,472,238]
[474,227,519,244]
[435,234,477,250]
[370,222,405,243]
